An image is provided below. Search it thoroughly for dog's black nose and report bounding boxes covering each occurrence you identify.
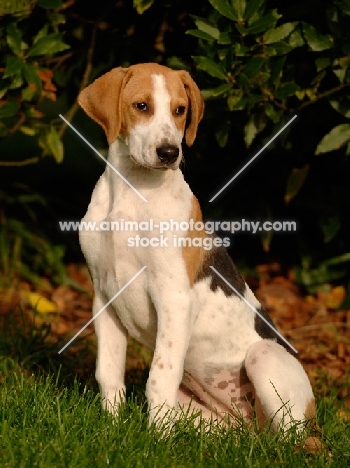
[156,145,179,164]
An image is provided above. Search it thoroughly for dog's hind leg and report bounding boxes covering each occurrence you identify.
[245,340,315,432]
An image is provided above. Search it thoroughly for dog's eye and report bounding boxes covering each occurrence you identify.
[175,106,186,116]
[134,102,148,112]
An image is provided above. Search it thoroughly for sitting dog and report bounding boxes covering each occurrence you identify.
[78,63,316,437]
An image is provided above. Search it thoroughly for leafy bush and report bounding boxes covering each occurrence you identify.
[1,0,350,292]
[180,0,350,290]
[0,186,67,288]
[187,0,350,202]
[0,0,69,164]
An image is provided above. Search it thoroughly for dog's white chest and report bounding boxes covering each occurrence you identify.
[79,164,194,346]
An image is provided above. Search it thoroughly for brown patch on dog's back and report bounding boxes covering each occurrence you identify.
[304,398,316,419]
[181,196,206,287]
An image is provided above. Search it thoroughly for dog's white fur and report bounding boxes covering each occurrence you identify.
[78,63,316,431]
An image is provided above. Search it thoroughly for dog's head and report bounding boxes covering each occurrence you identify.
[78,63,204,170]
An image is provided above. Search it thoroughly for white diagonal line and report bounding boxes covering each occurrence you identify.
[209,115,297,202]
[58,266,147,354]
[209,266,298,354]
[59,114,147,202]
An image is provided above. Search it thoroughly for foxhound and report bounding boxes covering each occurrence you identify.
[78,63,317,439]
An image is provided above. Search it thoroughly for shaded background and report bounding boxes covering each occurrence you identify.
[1,0,350,300]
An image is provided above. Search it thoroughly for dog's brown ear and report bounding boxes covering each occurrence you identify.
[179,71,204,147]
[78,67,128,145]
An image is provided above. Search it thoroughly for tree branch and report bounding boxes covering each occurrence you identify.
[295,82,350,112]
[58,25,97,138]
[0,156,40,167]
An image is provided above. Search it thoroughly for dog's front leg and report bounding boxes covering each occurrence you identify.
[146,288,193,425]
[93,292,128,415]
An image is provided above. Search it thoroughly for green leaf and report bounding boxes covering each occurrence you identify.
[245,0,264,21]
[201,83,233,99]
[20,126,36,136]
[267,42,293,55]
[270,56,286,86]
[236,73,250,88]
[275,82,299,99]
[192,56,227,79]
[243,57,266,78]
[333,68,346,83]
[265,103,283,123]
[27,33,69,57]
[315,124,350,154]
[25,105,44,118]
[48,12,66,27]
[329,98,350,118]
[3,56,23,78]
[186,30,215,41]
[6,23,22,56]
[311,70,326,86]
[0,0,34,16]
[227,90,244,110]
[302,23,333,51]
[263,22,298,44]
[46,126,64,163]
[234,43,249,56]
[0,87,8,99]
[333,0,350,16]
[339,56,350,68]
[323,252,350,266]
[233,0,246,21]
[218,31,231,44]
[245,94,263,109]
[215,121,230,148]
[320,217,341,243]
[166,56,189,70]
[244,115,267,147]
[235,23,249,36]
[294,262,345,290]
[133,0,154,14]
[218,48,230,61]
[288,28,304,48]
[37,0,64,7]
[9,73,24,89]
[23,63,42,95]
[191,16,220,40]
[244,117,258,147]
[208,0,239,21]
[265,47,277,57]
[315,58,331,72]
[285,164,309,204]
[0,101,20,119]
[33,25,49,45]
[248,10,281,35]
[22,86,36,101]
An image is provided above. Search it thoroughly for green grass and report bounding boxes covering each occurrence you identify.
[1,369,349,467]
[0,312,349,467]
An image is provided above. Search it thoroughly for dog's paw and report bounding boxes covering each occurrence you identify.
[101,390,126,418]
[148,403,179,435]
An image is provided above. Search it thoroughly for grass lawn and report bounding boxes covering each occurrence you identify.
[0,313,349,467]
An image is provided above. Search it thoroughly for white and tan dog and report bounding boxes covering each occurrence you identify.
[78,63,316,435]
